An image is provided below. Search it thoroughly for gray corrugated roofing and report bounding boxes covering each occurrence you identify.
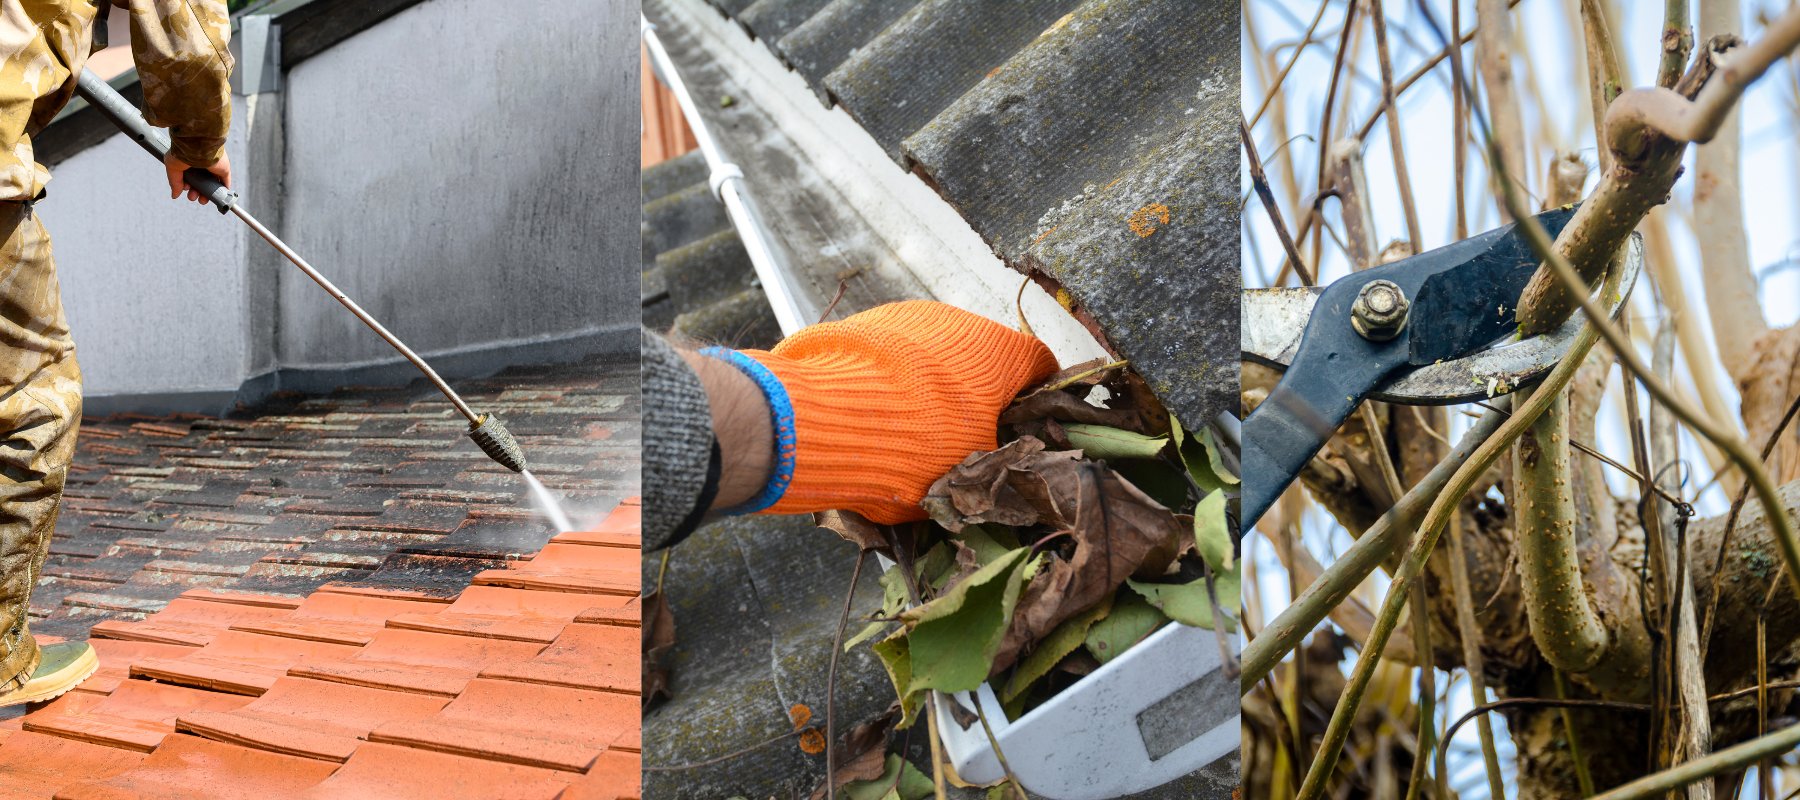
[640,151,782,350]
[642,149,709,202]
[684,0,1239,429]
[778,0,924,97]
[737,0,836,44]
[824,0,1085,163]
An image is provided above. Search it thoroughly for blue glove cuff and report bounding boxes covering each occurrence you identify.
[698,347,796,514]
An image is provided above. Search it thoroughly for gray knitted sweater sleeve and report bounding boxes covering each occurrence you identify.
[641,329,716,550]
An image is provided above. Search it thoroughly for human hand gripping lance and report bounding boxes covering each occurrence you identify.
[73,68,528,474]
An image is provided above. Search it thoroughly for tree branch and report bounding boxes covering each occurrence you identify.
[1513,388,1610,672]
[1476,0,1530,213]
[1693,0,1771,377]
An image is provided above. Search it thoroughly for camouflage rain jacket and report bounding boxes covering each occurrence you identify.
[0,0,233,202]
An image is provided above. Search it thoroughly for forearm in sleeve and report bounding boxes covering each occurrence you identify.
[120,0,233,165]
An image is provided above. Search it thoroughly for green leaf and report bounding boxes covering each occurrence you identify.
[914,543,960,591]
[1173,417,1238,491]
[1193,490,1234,573]
[1002,592,1114,702]
[1062,423,1169,461]
[844,754,933,800]
[1084,590,1168,664]
[871,631,923,729]
[901,547,1033,694]
[1128,569,1240,631]
[844,619,893,653]
[957,525,1015,567]
[846,567,913,652]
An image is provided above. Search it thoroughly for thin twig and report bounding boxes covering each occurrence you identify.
[1369,0,1422,252]
[1440,509,1506,800]
[1554,670,1600,797]
[974,703,1029,800]
[1244,114,1313,285]
[1248,0,1332,129]
[1660,0,1694,89]
[1589,722,1800,799]
[825,551,867,800]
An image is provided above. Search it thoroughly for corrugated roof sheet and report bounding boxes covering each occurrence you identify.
[685,0,1238,428]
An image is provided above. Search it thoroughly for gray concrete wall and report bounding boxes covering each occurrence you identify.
[35,0,636,412]
[38,98,255,402]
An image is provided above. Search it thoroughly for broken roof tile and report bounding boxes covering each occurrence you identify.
[176,678,451,762]
[300,742,573,800]
[55,733,339,800]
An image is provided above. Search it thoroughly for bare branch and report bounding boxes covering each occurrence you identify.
[1513,388,1609,672]
[1691,0,1772,377]
[1650,323,1713,800]
[1660,0,1695,89]
[1476,0,1530,213]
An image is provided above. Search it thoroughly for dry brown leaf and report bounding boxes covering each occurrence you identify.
[641,588,677,712]
[815,510,894,556]
[809,705,901,800]
[1000,389,1145,432]
[923,436,1185,673]
[921,438,1064,531]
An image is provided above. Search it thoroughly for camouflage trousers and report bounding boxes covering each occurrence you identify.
[0,203,82,692]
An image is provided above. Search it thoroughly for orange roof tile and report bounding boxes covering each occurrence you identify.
[0,498,642,798]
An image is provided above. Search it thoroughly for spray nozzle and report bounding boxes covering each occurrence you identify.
[468,413,528,473]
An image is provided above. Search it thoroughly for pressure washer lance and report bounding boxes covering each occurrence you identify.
[73,69,528,474]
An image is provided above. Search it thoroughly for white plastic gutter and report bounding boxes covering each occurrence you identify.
[641,15,811,336]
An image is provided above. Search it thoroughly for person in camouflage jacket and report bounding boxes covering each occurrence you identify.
[0,0,232,707]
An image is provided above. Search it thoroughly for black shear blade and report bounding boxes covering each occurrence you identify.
[1241,206,1578,529]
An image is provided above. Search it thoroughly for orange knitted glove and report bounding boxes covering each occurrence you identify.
[743,300,1058,524]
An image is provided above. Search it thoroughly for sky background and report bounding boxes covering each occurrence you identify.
[1243,1,1800,794]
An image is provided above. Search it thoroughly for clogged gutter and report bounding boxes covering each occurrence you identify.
[815,358,1239,794]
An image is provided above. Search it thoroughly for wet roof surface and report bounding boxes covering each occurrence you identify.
[710,0,1240,429]
[0,359,642,796]
[31,356,638,641]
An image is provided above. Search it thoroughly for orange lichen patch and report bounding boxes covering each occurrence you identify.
[788,703,812,728]
[1127,202,1171,238]
[797,727,826,755]
[0,497,643,796]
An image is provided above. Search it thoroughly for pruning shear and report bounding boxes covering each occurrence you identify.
[1240,206,1642,529]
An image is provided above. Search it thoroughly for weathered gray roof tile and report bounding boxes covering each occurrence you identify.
[823,0,1084,162]
[778,0,925,98]
[737,0,835,45]
[673,0,1239,428]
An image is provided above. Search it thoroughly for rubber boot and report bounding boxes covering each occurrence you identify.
[0,641,95,708]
